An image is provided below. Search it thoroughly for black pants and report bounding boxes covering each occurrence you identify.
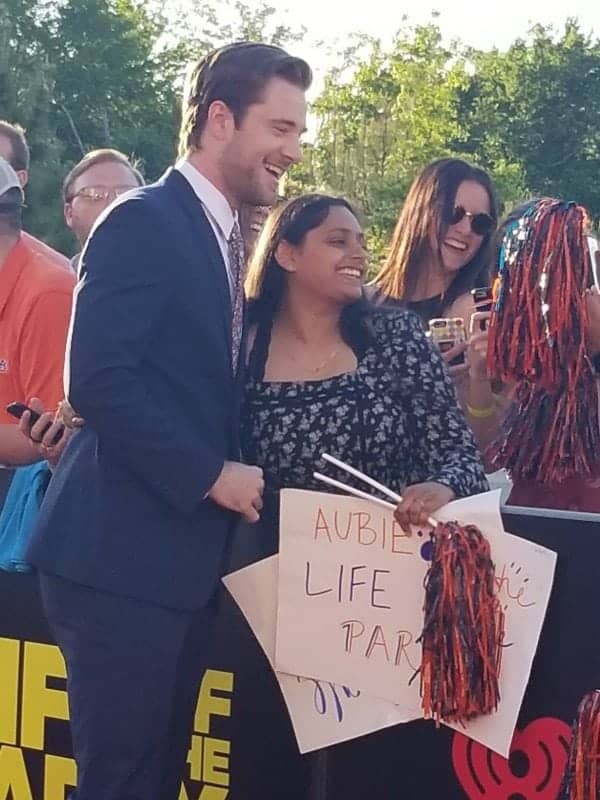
[39,572,217,800]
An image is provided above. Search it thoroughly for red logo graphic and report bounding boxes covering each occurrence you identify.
[452,718,571,799]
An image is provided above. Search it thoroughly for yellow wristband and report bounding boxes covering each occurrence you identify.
[467,403,496,419]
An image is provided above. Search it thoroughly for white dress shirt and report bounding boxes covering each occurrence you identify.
[175,158,237,296]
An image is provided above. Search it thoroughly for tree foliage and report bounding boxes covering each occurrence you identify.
[302,18,600,258]
[1,3,599,256]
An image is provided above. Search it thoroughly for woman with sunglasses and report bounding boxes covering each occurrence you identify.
[373,158,500,449]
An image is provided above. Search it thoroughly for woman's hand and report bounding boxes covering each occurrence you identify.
[394,482,455,532]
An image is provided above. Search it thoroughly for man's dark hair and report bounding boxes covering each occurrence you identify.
[0,121,30,172]
[0,187,24,233]
[63,148,144,202]
[178,42,312,156]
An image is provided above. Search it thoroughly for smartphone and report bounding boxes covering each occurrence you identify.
[6,402,63,445]
[428,317,466,366]
[471,286,493,331]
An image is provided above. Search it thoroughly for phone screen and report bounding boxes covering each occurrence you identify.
[428,318,466,366]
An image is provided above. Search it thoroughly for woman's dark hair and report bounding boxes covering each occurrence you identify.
[374,157,498,311]
[245,193,374,375]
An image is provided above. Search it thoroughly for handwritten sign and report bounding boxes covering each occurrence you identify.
[274,489,556,757]
[223,555,416,753]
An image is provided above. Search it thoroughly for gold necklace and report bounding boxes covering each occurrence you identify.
[287,347,340,374]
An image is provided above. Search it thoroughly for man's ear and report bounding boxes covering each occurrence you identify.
[205,100,235,143]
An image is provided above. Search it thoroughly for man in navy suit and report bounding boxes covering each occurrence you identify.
[26,42,311,800]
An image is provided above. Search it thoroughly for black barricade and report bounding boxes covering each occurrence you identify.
[0,480,598,799]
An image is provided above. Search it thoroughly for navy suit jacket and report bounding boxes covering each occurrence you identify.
[27,169,242,610]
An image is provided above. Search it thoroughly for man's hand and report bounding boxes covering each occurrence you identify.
[17,397,71,467]
[208,461,265,523]
[57,400,85,430]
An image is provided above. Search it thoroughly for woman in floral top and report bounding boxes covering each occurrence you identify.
[241,194,488,536]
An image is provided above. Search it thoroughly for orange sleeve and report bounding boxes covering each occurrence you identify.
[19,289,73,411]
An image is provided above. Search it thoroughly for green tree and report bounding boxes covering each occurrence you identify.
[1,0,309,252]
[152,0,306,63]
[308,22,475,261]
[305,18,600,258]
[0,0,67,246]
[47,0,178,178]
[459,20,600,217]
[6,2,600,257]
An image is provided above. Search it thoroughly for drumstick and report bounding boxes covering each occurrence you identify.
[323,453,402,502]
[313,472,397,512]
[320,453,438,528]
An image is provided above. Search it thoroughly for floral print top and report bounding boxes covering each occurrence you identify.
[241,308,488,500]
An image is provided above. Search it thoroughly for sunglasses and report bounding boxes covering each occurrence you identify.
[447,205,495,236]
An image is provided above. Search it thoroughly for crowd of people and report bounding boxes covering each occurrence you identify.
[1,37,600,800]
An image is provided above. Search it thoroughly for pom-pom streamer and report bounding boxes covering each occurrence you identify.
[560,690,600,799]
[487,198,600,483]
[417,521,504,725]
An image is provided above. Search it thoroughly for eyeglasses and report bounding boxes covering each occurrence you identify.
[448,205,495,236]
[69,185,138,203]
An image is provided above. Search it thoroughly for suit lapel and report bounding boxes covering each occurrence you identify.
[162,168,233,372]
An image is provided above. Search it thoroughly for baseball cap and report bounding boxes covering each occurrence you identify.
[0,157,24,203]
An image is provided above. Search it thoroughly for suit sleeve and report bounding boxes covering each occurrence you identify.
[66,197,224,515]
